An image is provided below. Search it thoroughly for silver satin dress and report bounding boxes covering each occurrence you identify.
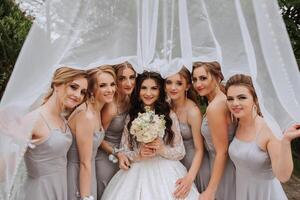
[179,122,210,192]
[95,112,127,199]
[229,136,288,200]
[67,130,104,200]
[201,116,236,200]
[23,117,72,200]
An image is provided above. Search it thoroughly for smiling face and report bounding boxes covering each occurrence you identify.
[56,76,88,109]
[139,78,160,108]
[165,73,188,101]
[117,67,136,96]
[192,66,217,97]
[226,85,255,119]
[94,72,116,103]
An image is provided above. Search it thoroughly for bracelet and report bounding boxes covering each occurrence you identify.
[111,146,118,155]
[81,195,94,200]
[109,147,124,163]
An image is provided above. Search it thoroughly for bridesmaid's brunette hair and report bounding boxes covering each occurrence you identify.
[127,71,175,148]
[113,61,136,80]
[113,61,136,100]
[192,61,225,105]
[225,74,262,117]
[177,67,198,105]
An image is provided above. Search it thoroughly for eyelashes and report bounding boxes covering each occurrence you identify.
[69,84,87,96]
[99,82,116,88]
[165,80,183,86]
[70,84,78,90]
[141,86,159,90]
[227,96,248,101]
[118,75,136,82]
[192,76,207,82]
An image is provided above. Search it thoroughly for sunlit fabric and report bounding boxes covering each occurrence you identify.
[1,0,300,199]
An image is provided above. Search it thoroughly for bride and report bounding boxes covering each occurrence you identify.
[101,71,199,200]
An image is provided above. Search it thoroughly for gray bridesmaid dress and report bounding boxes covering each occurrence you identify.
[67,130,104,200]
[229,136,288,200]
[95,112,127,199]
[23,115,72,200]
[179,122,210,192]
[201,116,236,200]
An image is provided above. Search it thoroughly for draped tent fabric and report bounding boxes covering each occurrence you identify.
[1,0,300,199]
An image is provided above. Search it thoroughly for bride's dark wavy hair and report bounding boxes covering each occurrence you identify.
[127,71,175,148]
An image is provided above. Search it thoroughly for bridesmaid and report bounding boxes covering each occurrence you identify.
[67,66,116,200]
[226,74,300,200]
[96,62,136,199]
[23,67,88,200]
[165,67,210,197]
[192,61,236,200]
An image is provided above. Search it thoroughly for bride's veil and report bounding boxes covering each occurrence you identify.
[1,0,300,199]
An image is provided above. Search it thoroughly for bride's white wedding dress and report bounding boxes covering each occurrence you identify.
[101,112,199,200]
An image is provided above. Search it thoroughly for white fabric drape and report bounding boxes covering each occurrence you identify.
[1,0,300,199]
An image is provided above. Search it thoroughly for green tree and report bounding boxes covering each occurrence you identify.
[278,0,300,174]
[279,0,300,66]
[0,0,32,98]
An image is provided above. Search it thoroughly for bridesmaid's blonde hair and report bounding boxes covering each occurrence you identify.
[87,65,116,100]
[43,67,88,104]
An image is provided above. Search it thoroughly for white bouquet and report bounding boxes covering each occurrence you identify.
[130,106,166,143]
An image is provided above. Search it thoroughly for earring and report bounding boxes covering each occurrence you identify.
[185,90,188,99]
[90,93,95,103]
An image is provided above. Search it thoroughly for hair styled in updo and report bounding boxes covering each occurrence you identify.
[176,66,198,104]
[192,61,225,106]
[192,61,225,90]
[86,65,116,100]
[43,67,88,104]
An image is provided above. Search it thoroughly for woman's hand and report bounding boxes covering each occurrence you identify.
[117,152,131,170]
[173,175,193,199]
[139,143,156,159]
[200,188,215,200]
[283,124,300,142]
[144,137,163,151]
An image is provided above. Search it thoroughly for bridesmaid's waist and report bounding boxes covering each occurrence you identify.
[236,167,275,180]
[183,139,194,146]
[25,158,67,178]
[104,135,122,146]
[67,151,97,163]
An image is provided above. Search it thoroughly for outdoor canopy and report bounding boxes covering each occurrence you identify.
[1,0,300,199]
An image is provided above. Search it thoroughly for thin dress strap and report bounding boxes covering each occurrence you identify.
[39,112,68,133]
[254,124,264,144]
[39,112,52,131]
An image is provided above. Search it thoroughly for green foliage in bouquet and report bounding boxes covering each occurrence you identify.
[0,0,32,98]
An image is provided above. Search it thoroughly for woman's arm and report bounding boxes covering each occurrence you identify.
[100,140,114,154]
[202,103,229,199]
[266,123,300,182]
[120,116,157,162]
[174,106,204,198]
[100,103,116,154]
[70,111,95,198]
[119,116,142,162]
[156,111,186,160]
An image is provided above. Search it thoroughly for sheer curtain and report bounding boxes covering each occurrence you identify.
[1,0,300,199]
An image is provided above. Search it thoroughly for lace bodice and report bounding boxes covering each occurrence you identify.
[120,111,185,162]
